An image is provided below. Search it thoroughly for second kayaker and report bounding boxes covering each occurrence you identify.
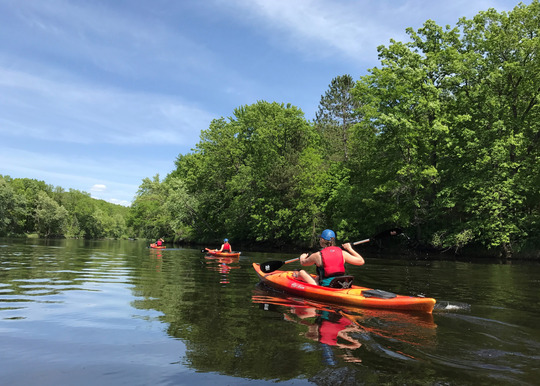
[296,229,365,286]
[219,238,232,253]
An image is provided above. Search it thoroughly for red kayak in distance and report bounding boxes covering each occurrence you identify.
[150,243,166,249]
[204,248,241,258]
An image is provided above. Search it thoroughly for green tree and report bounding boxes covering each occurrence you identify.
[0,176,27,236]
[172,101,325,246]
[350,1,540,256]
[34,191,69,237]
[0,176,129,239]
[163,178,199,241]
[109,213,127,239]
[315,74,362,162]
[446,2,540,255]
[9,177,53,233]
[129,174,172,240]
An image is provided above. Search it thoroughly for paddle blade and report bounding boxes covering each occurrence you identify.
[259,260,285,273]
[372,227,403,240]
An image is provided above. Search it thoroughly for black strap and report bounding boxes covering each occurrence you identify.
[361,289,397,299]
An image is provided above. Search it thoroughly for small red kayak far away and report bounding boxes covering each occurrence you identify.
[253,263,436,313]
[150,243,166,249]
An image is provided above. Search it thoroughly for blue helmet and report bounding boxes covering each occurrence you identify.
[224,238,228,242]
[319,229,335,241]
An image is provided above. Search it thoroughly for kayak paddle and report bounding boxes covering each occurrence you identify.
[259,228,403,273]
[350,227,402,246]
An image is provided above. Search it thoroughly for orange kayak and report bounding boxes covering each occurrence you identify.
[150,243,166,249]
[253,263,436,313]
[205,248,241,258]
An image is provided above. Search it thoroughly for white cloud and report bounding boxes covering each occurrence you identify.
[108,198,131,207]
[0,66,214,146]
[222,0,405,63]
[90,184,107,192]
[225,0,523,64]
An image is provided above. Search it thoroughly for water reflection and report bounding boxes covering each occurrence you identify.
[203,255,240,284]
[283,304,363,365]
[252,285,438,365]
[148,248,163,271]
[2,240,539,385]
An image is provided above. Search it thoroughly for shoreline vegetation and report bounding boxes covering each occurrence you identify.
[2,234,539,261]
[3,3,539,260]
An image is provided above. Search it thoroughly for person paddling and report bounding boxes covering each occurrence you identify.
[296,229,365,286]
[156,238,164,247]
[219,238,232,253]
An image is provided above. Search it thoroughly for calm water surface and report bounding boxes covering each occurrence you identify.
[0,239,539,385]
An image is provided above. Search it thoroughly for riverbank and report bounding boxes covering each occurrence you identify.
[4,234,539,261]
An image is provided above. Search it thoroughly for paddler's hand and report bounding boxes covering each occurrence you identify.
[299,253,309,263]
[342,242,353,251]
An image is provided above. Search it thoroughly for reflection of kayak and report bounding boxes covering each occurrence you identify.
[150,244,166,249]
[252,287,437,347]
[253,263,436,313]
[205,248,241,257]
[204,255,240,264]
[204,255,240,284]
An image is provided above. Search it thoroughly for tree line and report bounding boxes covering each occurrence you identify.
[130,2,539,257]
[0,175,129,239]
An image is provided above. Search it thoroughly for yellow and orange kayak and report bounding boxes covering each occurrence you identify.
[150,243,166,249]
[205,248,241,258]
[253,263,436,313]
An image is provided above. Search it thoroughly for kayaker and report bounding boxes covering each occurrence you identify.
[296,229,365,286]
[219,238,232,253]
[156,238,164,247]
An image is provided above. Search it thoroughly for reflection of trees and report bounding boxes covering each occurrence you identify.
[127,248,443,383]
[4,242,438,382]
[1,239,145,304]
[129,251,322,381]
[6,240,537,385]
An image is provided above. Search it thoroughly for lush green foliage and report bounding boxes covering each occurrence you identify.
[345,1,540,256]
[0,175,130,239]
[7,3,535,256]
[128,3,540,257]
[164,101,328,247]
[315,74,362,162]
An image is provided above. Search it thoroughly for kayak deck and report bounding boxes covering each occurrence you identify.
[253,263,436,313]
[150,244,166,249]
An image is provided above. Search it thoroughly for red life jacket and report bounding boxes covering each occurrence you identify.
[319,316,353,345]
[157,240,162,246]
[222,242,231,252]
[320,246,345,278]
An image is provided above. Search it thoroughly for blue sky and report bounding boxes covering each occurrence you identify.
[0,0,526,206]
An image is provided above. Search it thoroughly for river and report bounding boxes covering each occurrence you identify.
[0,239,538,385]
